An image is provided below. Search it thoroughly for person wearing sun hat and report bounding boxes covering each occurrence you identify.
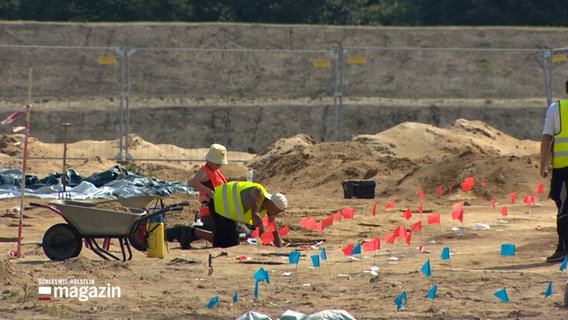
[187,143,229,231]
[179,181,288,248]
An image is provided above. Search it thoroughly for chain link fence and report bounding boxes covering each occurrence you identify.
[0,43,566,162]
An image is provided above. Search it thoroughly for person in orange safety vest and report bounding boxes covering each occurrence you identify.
[187,143,228,231]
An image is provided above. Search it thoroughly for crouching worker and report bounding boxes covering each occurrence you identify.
[168,181,287,249]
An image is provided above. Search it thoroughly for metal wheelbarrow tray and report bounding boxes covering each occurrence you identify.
[31,199,186,262]
[58,195,158,210]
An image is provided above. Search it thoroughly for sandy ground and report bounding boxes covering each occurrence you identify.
[1,119,567,320]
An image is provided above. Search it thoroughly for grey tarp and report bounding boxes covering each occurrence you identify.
[0,165,194,200]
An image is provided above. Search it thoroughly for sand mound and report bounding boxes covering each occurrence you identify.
[248,119,540,200]
[353,119,538,161]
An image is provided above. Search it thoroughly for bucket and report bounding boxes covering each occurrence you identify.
[146,215,165,259]
[341,180,376,199]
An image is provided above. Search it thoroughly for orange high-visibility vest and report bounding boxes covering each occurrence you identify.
[198,165,227,216]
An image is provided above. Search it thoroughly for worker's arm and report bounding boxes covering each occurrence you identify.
[267,215,283,248]
[187,169,214,197]
[540,134,553,178]
[249,187,264,234]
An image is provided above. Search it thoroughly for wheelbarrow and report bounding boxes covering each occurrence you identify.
[46,195,164,252]
[30,198,188,261]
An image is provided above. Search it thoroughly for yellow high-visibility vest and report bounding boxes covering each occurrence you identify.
[212,181,267,224]
[553,100,568,168]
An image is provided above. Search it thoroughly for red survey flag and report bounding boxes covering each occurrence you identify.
[404,233,412,245]
[342,208,354,219]
[500,206,507,217]
[261,216,269,227]
[403,208,412,220]
[278,225,288,236]
[418,189,424,201]
[322,216,334,228]
[418,203,423,215]
[384,232,396,244]
[394,226,407,240]
[451,202,463,223]
[267,222,277,232]
[251,227,260,238]
[332,211,342,221]
[536,183,544,195]
[384,199,395,210]
[260,231,274,245]
[510,192,516,204]
[315,221,324,232]
[362,237,380,252]
[410,221,422,232]
[523,194,531,205]
[490,199,496,209]
[299,216,316,230]
[427,213,441,225]
[341,244,354,256]
[371,203,377,216]
[437,185,444,197]
[461,177,474,191]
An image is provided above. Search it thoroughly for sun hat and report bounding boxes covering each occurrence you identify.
[264,192,288,211]
[205,143,229,164]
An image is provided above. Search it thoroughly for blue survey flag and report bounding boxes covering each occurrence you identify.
[393,291,407,310]
[311,254,320,268]
[206,295,218,309]
[351,243,362,255]
[233,290,239,303]
[320,247,327,260]
[500,244,515,256]
[426,285,437,299]
[544,281,553,298]
[440,247,450,260]
[493,288,509,303]
[421,260,431,277]
[289,251,301,264]
[253,267,268,282]
[560,258,567,272]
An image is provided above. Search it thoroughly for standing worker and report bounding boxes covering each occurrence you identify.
[176,181,288,249]
[187,143,228,231]
[540,79,568,263]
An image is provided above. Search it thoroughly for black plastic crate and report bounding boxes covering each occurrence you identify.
[342,179,376,199]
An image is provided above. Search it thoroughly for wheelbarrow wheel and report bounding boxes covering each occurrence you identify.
[128,221,147,252]
[42,223,82,261]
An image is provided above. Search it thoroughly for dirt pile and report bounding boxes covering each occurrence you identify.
[248,119,541,202]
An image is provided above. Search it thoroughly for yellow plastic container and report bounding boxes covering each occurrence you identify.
[146,215,165,259]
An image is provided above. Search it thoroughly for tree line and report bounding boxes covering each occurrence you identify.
[1,0,566,26]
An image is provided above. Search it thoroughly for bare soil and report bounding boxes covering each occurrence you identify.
[0,118,565,319]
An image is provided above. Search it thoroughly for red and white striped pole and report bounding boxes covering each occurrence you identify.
[16,69,32,258]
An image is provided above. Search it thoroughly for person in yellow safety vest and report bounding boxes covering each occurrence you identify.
[179,181,288,248]
[187,143,228,231]
[541,79,568,263]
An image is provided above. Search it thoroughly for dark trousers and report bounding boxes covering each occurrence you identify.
[208,199,240,248]
[550,167,568,250]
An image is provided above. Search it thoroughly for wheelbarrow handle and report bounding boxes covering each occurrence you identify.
[142,204,186,221]
[29,202,62,215]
